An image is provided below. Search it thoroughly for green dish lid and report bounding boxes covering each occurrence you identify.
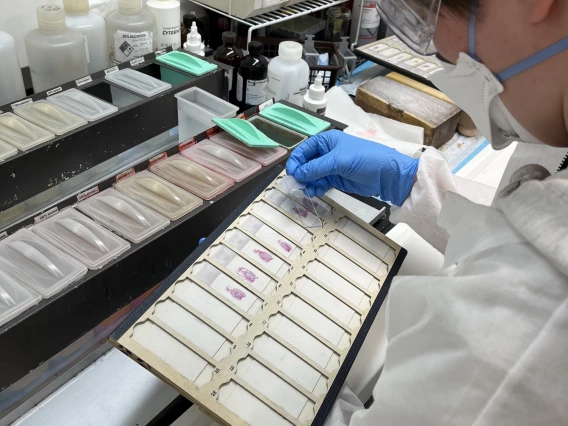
[212,118,280,148]
[156,51,218,76]
[259,103,331,136]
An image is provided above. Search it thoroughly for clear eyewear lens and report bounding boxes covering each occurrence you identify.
[377,0,441,56]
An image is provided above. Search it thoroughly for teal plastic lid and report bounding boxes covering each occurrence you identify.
[156,51,218,76]
[212,118,280,148]
[259,103,331,136]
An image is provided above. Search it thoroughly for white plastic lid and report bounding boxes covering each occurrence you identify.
[32,208,131,270]
[181,141,261,182]
[0,266,41,327]
[0,229,88,298]
[37,5,67,32]
[309,72,326,101]
[47,89,119,122]
[63,0,89,15]
[185,22,202,53]
[279,41,303,61]
[13,101,87,135]
[209,132,287,167]
[118,0,143,14]
[115,171,204,221]
[105,69,172,97]
[77,188,170,244]
[150,154,234,200]
[0,113,55,151]
[0,140,17,162]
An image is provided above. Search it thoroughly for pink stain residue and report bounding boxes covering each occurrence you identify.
[293,206,308,218]
[301,197,319,209]
[236,267,257,283]
[226,286,246,300]
[253,249,273,263]
[278,239,292,252]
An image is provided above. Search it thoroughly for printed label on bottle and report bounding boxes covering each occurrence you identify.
[113,31,153,63]
[236,74,243,102]
[361,2,381,28]
[266,69,282,100]
[289,84,308,106]
[158,21,181,50]
[83,35,90,63]
[246,78,267,105]
[226,69,233,92]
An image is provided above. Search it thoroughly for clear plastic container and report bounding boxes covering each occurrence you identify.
[0,266,41,327]
[0,140,17,162]
[0,32,26,106]
[0,112,56,150]
[13,101,87,135]
[115,170,203,221]
[105,68,172,97]
[209,132,287,166]
[181,141,261,182]
[0,229,88,298]
[47,89,118,122]
[150,154,234,200]
[32,208,131,270]
[175,86,238,142]
[77,188,170,243]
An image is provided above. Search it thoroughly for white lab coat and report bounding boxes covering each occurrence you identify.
[325,148,568,425]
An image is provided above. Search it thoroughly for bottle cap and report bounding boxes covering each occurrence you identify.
[184,22,203,53]
[278,41,303,61]
[118,0,143,14]
[63,0,89,15]
[37,5,67,32]
[222,31,236,44]
[309,72,326,101]
[248,41,263,55]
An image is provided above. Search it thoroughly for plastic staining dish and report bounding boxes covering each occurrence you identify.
[210,131,288,166]
[259,103,331,136]
[13,101,87,135]
[181,141,261,182]
[77,188,170,244]
[150,154,233,200]
[105,68,172,97]
[0,266,41,327]
[247,116,307,150]
[156,51,218,76]
[0,140,17,161]
[47,89,118,122]
[212,117,280,148]
[33,208,131,270]
[0,229,88,298]
[0,113,55,150]
[115,171,203,221]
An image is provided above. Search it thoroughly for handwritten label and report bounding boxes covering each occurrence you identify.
[178,138,196,152]
[116,167,135,182]
[105,66,119,75]
[34,206,59,224]
[0,231,7,241]
[11,98,33,109]
[130,57,145,66]
[149,152,168,166]
[258,98,274,112]
[77,186,99,201]
[46,87,63,96]
[75,75,92,86]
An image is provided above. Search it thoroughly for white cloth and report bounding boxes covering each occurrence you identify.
[325,149,568,426]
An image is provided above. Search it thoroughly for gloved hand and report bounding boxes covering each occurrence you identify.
[286,130,419,206]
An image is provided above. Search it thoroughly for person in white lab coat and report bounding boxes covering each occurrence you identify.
[286,0,568,424]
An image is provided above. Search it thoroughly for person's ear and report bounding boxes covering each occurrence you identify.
[529,0,556,23]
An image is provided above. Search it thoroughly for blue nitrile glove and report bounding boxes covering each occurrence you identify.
[286,130,419,206]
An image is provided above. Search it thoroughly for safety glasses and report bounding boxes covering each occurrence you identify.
[377,0,441,55]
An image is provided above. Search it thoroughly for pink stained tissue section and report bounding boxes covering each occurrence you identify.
[293,206,308,218]
[278,239,292,253]
[236,267,257,283]
[253,249,273,263]
[226,286,246,301]
[301,197,319,209]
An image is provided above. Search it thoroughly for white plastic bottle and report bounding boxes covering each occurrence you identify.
[146,0,181,50]
[105,0,156,65]
[63,0,110,74]
[25,5,88,93]
[183,22,204,56]
[303,72,327,114]
[266,41,309,106]
[0,32,26,106]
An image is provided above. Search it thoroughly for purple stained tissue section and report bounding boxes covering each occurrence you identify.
[226,286,246,300]
[278,239,292,252]
[237,267,257,283]
[301,197,319,209]
[293,206,308,218]
[253,249,273,263]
